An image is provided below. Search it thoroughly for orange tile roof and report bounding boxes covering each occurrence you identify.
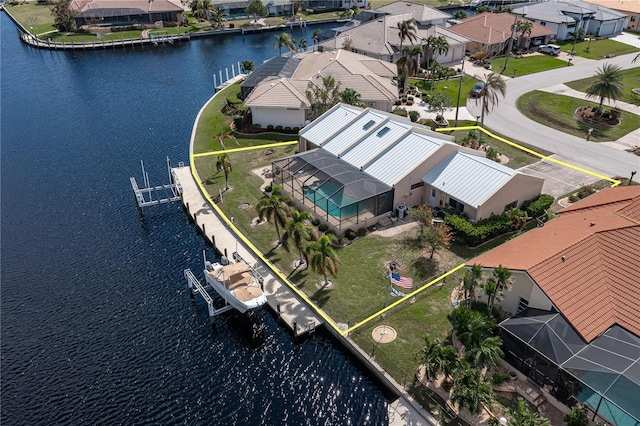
[468,186,640,342]
[448,12,554,44]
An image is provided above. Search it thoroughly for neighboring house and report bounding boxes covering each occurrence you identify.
[448,12,554,55]
[243,50,397,129]
[272,103,543,229]
[584,0,640,32]
[374,0,451,27]
[467,186,640,426]
[211,0,294,18]
[512,0,628,41]
[318,12,469,65]
[71,0,183,28]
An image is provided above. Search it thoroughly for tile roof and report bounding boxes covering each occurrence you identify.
[243,78,310,108]
[584,0,640,14]
[448,12,554,44]
[513,0,627,24]
[72,0,182,13]
[422,151,517,207]
[375,1,451,23]
[467,186,640,342]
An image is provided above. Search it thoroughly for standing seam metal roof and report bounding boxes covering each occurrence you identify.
[340,121,412,168]
[319,110,391,155]
[299,104,362,145]
[422,151,516,207]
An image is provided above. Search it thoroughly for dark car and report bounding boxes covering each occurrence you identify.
[470,82,484,97]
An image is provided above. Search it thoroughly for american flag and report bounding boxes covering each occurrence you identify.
[391,272,413,289]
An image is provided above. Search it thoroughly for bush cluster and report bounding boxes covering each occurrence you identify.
[394,108,408,117]
[356,227,367,237]
[521,194,554,217]
[444,214,513,247]
[345,229,357,240]
[318,223,329,232]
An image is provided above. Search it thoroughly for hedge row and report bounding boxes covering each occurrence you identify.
[521,194,554,217]
[444,214,514,247]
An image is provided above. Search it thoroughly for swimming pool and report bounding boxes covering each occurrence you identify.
[303,180,358,218]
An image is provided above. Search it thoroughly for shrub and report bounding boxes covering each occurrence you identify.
[267,124,274,130]
[345,229,357,240]
[394,99,402,106]
[275,125,283,131]
[311,218,320,226]
[409,110,420,122]
[521,194,554,217]
[292,127,300,133]
[577,184,596,199]
[284,126,292,133]
[264,185,272,193]
[250,123,261,131]
[394,108,408,117]
[445,213,513,246]
[490,371,510,385]
[356,227,367,237]
[228,23,235,28]
[569,194,579,203]
[406,100,414,106]
[233,116,243,129]
[226,94,243,106]
[325,229,335,236]
[318,223,329,232]
[407,96,414,101]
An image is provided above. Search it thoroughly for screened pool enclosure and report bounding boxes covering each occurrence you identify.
[499,308,640,426]
[272,150,393,230]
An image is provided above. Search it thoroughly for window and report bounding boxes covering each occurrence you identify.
[431,188,436,197]
[631,16,637,22]
[449,198,464,213]
[517,297,529,313]
[504,201,518,211]
[411,182,424,190]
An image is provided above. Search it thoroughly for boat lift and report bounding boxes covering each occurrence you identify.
[130,157,183,216]
[184,268,234,321]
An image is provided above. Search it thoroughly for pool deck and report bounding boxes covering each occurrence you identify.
[172,165,322,336]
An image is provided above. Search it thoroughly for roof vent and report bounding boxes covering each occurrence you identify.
[377,126,390,137]
[590,222,596,226]
[562,256,565,262]
[363,120,376,130]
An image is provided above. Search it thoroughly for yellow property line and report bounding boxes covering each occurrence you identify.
[435,126,621,187]
[190,142,345,334]
[344,264,466,335]
[192,140,298,158]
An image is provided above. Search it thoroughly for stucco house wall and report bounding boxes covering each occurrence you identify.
[476,173,544,219]
[250,106,306,129]
[474,270,554,317]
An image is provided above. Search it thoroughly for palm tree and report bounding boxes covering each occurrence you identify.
[403,45,423,77]
[466,335,504,369]
[209,6,226,29]
[397,19,417,56]
[298,38,307,51]
[586,63,624,113]
[457,310,497,350]
[256,184,291,244]
[339,88,363,107]
[450,362,494,414]
[475,72,507,125]
[240,60,255,74]
[420,336,458,381]
[483,266,513,314]
[273,32,296,55]
[312,29,321,45]
[509,397,551,426]
[462,264,483,310]
[516,20,533,49]
[569,27,585,54]
[190,0,211,20]
[424,35,449,78]
[282,209,315,267]
[481,277,499,314]
[305,234,340,288]
[215,153,233,190]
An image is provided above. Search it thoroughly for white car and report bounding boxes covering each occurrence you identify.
[538,44,561,56]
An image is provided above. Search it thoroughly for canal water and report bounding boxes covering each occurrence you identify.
[0,14,391,424]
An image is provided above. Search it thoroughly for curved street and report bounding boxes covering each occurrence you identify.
[465,53,640,179]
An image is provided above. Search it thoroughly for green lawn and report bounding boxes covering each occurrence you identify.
[564,67,640,107]
[557,38,640,60]
[489,54,568,77]
[409,74,480,109]
[3,3,56,34]
[517,91,640,142]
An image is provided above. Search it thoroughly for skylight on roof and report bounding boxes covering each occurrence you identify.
[377,127,390,137]
[363,120,376,130]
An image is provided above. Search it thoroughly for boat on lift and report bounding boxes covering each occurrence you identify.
[203,252,267,313]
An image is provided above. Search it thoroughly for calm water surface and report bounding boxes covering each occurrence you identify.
[1,14,389,424]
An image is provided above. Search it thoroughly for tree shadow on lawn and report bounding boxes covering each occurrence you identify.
[203,172,222,186]
[310,288,332,308]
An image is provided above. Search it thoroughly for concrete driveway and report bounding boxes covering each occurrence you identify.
[519,155,602,198]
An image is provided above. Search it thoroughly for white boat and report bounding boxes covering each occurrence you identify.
[203,254,267,313]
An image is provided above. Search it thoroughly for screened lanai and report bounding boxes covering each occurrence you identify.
[499,308,640,426]
[272,149,393,230]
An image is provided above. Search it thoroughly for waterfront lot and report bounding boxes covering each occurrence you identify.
[558,37,640,60]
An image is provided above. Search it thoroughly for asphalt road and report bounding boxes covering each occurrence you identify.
[466,53,640,179]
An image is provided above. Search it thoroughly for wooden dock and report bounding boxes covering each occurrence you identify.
[18,31,190,51]
[172,165,322,336]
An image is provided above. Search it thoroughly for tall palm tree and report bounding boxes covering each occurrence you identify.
[256,184,291,244]
[475,72,507,125]
[305,234,340,288]
[516,20,533,49]
[190,0,211,20]
[457,310,497,350]
[312,29,321,45]
[273,32,296,55]
[240,60,255,73]
[509,397,551,426]
[339,88,363,107]
[450,362,494,414]
[298,38,307,51]
[403,45,422,77]
[397,19,417,57]
[466,335,504,369]
[481,277,499,314]
[215,153,233,190]
[569,27,585,54]
[209,6,226,29]
[420,336,458,381]
[462,264,483,310]
[282,209,315,266]
[586,63,624,112]
[424,35,449,78]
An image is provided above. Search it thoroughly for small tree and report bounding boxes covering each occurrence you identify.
[564,407,589,426]
[466,335,504,369]
[339,88,363,107]
[462,264,483,310]
[509,397,551,426]
[245,0,267,23]
[408,204,433,227]
[429,91,453,119]
[586,63,624,113]
[306,75,341,120]
[419,223,453,259]
[240,60,255,73]
[475,72,507,125]
[215,153,233,190]
[305,234,340,288]
[421,336,458,381]
[50,0,75,32]
[450,361,494,414]
[312,29,321,45]
[282,209,316,266]
[256,184,291,244]
[209,6,227,29]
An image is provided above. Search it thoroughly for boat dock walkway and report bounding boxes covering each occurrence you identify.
[172,165,322,336]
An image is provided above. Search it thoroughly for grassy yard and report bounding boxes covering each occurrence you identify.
[557,38,640,60]
[3,3,56,34]
[489,53,568,77]
[517,91,640,142]
[409,74,480,108]
[564,67,640,107]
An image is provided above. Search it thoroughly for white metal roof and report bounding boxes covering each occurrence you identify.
[320,109,390,155]
[340,120,412,168]
[299,104,361,146]
[422,151,516,208]
[363,131,446,186]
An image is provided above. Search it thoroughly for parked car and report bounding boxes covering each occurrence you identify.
[470,82,484,97]
[538,44,561,56]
